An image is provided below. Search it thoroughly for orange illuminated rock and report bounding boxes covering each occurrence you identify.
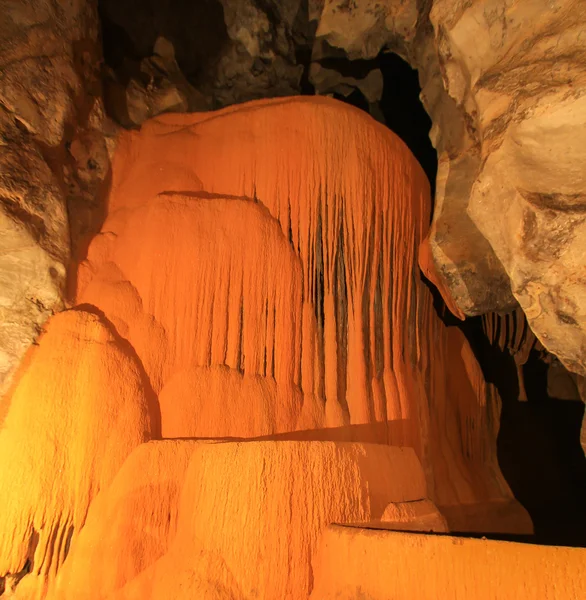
[53,440,427,600]
[159,366,303,439]
[310,525,586,600]
[76,97,519,514]
[52,440,198,599]
[0,97,534,597]
[0,310,152,595]
[379,499,449,533]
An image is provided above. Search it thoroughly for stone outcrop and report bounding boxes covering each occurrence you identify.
[310,525,586,599]
[93,1,586,382]
[53,440,427,599]
[0,310,152,595]
[102,37,211,128]
[0,0,108,394]
[99,0,315,113]
[0,98,530,596]
[425,0,586,376]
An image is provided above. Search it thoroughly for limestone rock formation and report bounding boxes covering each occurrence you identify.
[37,0,583,385]
[0,310,152,595]
[309,62,384,110]
[53,440,426,599]
[379,499,449,533]
[103,37,211,128]
[76,97,520,512]
[424,0,586,376]
[99,0,314,110]
[0,98,531,596]
[0,0,108,394]
[311,0,586,377]
[314,0,420,60]
[310,525,586,599]
[49,440,197,599]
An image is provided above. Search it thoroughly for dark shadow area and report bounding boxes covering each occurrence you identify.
[378,53,437,197]
[339,522,572,548]
[98,0,229,84]
[461,318,586,547]
[167,419,413,446]
[421,272,586,546]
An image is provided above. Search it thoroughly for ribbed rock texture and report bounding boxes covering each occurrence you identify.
[0,0,109,394]
[92,0,586,384]
[0,98,529,597]
[313,0,586,377]
[53,440,427,599]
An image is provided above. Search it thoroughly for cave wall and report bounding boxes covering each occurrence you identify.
[0,0,585,596]
[314,0,586,379]
[0,0,109,394]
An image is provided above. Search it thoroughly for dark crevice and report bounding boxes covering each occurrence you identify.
[422,274,586,547]
[461,316,586,547]
[98,0,229,86]
[378,52,437,197]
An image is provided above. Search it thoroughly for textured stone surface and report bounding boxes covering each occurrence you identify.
[314,0,419,60]
[309,0,586,376]
[425,0,586,375]
[309,62,383,104]
[0,310,152,596]
[102,36,211,128]
[310,524,586,599]
[51,440,197,599]
[52,440,427,599]
[92,0,586,376]
[76,97,522,515]
[99,0,314,113]
[0,0,108,393]
[379,499,449,532]
[95,1,586,376]
[0,98,531,595]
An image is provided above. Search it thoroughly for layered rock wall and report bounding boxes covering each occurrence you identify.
[0,0,109,394]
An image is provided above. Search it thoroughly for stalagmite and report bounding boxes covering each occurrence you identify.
[0,97,535,598]
[0,311,152,596]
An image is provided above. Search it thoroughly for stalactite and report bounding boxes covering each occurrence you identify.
[74,97,517,507]
[482,308,540,401]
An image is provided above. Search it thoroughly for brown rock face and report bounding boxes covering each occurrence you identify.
[425,0,586,376]
[0,0,109,393]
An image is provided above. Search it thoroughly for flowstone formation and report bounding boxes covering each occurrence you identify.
[0,97,534,597]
